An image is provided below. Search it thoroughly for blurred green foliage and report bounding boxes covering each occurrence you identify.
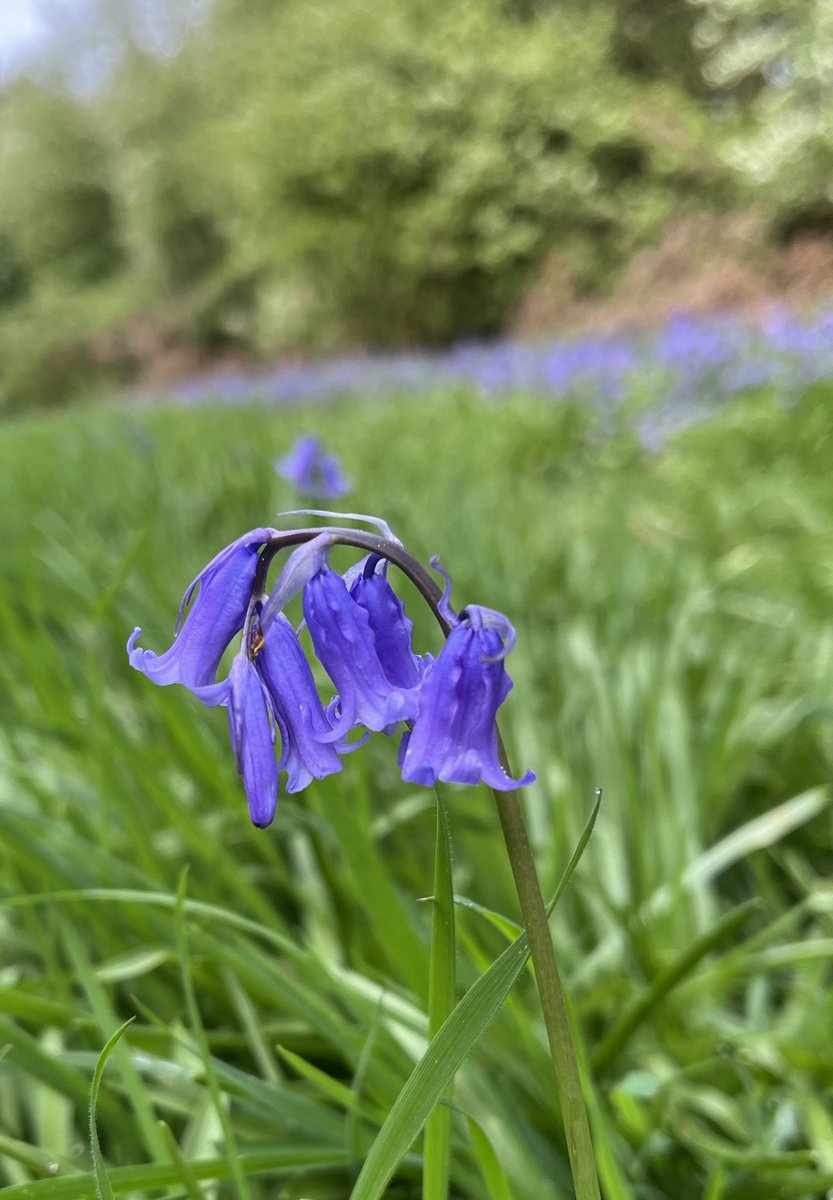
[0,0,829,412]
[203,0,715,346]
[692,0,833,238]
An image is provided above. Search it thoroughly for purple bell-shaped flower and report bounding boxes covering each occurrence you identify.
[399,605,535,791]
[303,561,421,733]
[275,436,350,500]
[127,528,274,705]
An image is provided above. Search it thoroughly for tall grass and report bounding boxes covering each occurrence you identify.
[0,382,831,1198]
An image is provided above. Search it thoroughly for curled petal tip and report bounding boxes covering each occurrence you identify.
[463,605,517,660]
[492,767,536,791]
[429,556,458,626]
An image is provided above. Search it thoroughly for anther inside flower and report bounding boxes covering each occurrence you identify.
[128,520,534,826]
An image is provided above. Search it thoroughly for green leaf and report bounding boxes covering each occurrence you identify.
[466,1117,513,1200]
[349,787,601,1200]
[89,1017,135,1200]
[592,898,761,1075]
[174,870,252,1200]
[452,896,522,942]
[0,1148,352,1199]
[158,1121,205,1200]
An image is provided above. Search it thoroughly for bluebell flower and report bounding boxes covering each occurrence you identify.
[227,650,279,827]
[348,555,425,689]
[129,516,535,824]
[399,604,535,791]
[127,528,274,705]
[255,611,344,792]
[303,558,421,734]
[275,436,350,499]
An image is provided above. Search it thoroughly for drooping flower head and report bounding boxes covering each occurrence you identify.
[128,517,534,827]
[275,436,350,499]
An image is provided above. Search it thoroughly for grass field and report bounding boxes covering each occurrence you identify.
[1,378,832,1199]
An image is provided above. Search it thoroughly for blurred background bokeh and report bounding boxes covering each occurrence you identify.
[0,0,831,413]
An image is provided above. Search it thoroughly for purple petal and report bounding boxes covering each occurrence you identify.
[259,531,335,631]
[349,557,423,688]
[256,613,343,793]
[303,566,420,733]
[127,528,273,703]
[227,652,278,827]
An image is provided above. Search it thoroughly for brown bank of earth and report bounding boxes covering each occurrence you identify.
[511,212,833,340]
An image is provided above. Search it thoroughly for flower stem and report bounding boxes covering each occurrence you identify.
[492,778,601,1200]
[422,788,456,1200]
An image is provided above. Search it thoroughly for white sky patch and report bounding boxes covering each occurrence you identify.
[0,1,51,76]
[0,0,210,85]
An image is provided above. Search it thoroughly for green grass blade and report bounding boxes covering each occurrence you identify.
[276,1045,382,1121]
[465,1117,513,1200]
[729,1171,833,1200]
[0,1015,85,1105]
[349,930,530,1200]
[0,1134,81,1180]
[422,788,457,1200]
[174,870,252,1200]
[347,996,385,1161]
[704,1166,727,1200]
[318,774,428,995]
[89,1017,135,1200]
[592,897,761,1075]
[63,919,167,1162]
[349,789,601,1200]
[451,897,522,941]
[578,786,830,988]
[158,1121,205,1200]
[548,788,603,916]
[0,1148,353,1199]
[0,889,305,964]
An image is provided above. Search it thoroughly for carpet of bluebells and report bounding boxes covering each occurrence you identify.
[167,307,833,441]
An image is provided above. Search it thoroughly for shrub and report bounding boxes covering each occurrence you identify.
[692,0,833,236]
[212,0,721,345]
[0,83,123,286]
